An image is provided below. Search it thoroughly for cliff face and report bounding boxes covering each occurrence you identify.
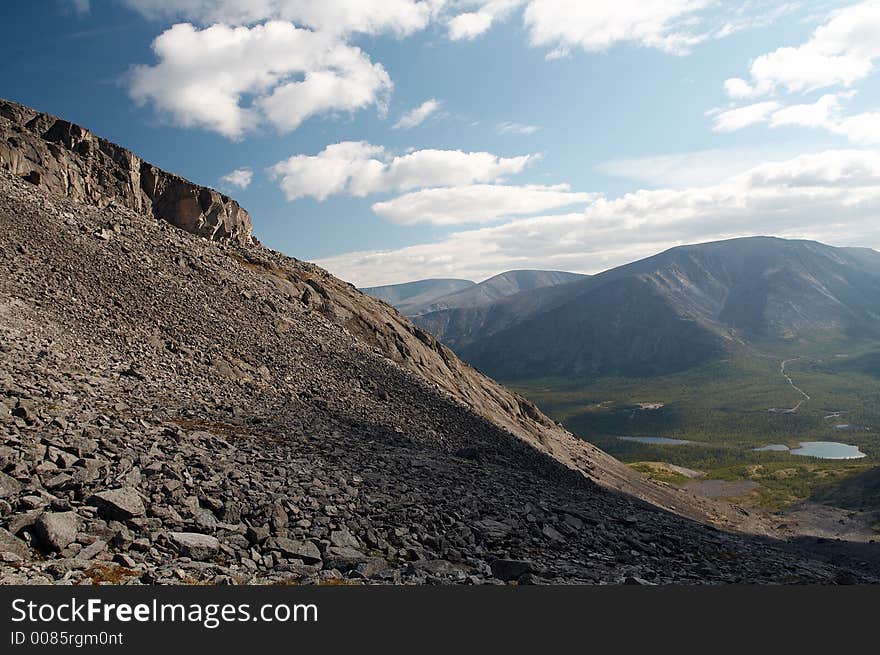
[0,98,252,244]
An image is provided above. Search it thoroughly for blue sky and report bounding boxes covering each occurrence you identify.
[2,1,878,285]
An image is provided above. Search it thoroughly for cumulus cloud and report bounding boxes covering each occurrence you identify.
[447,0,523,40]
[267,141,535,201]
[219,167,254,190]
[724,1,880,96]
[371,184,596,225]
[723,77,757,99]
[496,121,541,135]
[315,149,880,286]
[522,0,713,57]
[393,99,442,129]
[711,93,880,145]
[120,0,442,37]
[127,21,391,139]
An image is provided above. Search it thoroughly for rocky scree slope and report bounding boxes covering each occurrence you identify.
[0,107,870,583]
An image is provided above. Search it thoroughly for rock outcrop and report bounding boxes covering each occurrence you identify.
[0,98,251,244]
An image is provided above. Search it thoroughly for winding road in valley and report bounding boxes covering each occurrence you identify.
[777,357,810,412]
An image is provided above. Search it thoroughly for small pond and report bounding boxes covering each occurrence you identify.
[617,436,693,446]
[754,441,866,459]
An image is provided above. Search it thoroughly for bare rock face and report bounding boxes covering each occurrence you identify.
[0,98,252,244]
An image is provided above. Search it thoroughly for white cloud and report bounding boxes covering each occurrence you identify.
[447,0,523,40]
[496,121,541,135]
[393,99,442,129]
[219,167,254,190]
[315,149,880,286]
[71,0,90,13]
[596,144,827,187]
[267,141,535,201]
[727,1,880,96]
[835,112,880,145]
[444,0,798,53]
[371,183,596,225]
[723,77,757,99]
[128,21,391,139]
[769,93,843,128]
[121,0,442,37]
[710,101,781,132]
[713,93,880,145]
[522,0,713,57]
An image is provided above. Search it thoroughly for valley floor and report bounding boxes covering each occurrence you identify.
[509,348,880,546]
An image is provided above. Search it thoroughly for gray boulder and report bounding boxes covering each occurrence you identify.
[168,532,220,560]
[34,511,80,552]
[266,537,322,564]
[0,471,21,498]
[86,488,146,521]
[0,527,28,558]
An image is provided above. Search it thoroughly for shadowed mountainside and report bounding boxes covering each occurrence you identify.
[411,237,880,380]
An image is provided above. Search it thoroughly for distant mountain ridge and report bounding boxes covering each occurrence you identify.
[362,278,475,315]
[408,237,880,380]
[364,269,585,316]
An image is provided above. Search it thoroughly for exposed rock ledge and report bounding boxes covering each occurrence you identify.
[0,98,252,244]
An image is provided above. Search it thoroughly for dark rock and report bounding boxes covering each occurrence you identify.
[324,546,370,571]
[246,525,270,545]
[266,537,322,564]
[489,559,536,581]
[410,559,468,577]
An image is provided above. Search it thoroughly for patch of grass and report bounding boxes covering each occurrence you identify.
[629,462,693,487]
[82,564,139,585]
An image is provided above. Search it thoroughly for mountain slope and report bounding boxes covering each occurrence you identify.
[361,278,475,315]
[365,270,585,317]
[428,237,880,379]
[0,100,869,584]
[417,270,586,315]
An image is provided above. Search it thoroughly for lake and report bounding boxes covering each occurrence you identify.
[617,436,693,446]
[754,441,866,459]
